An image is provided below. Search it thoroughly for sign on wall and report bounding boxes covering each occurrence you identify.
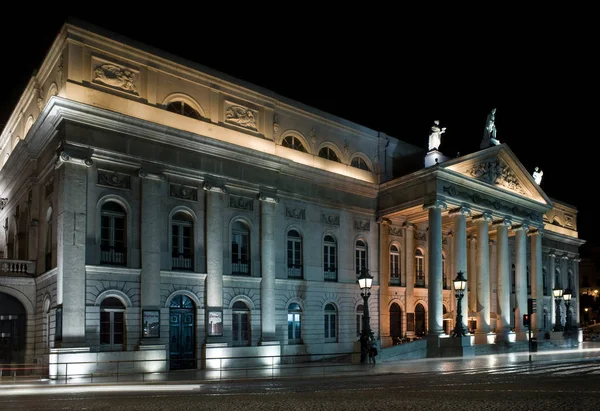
[143,310,160,338]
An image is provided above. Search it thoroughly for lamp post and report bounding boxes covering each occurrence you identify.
[358,268,373,364]
[553,285,563,331]
[563,287,572,335]
[452,271,467,337]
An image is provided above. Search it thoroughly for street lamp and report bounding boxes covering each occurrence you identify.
[563,287,572,335]
[553,285,563,331]
[452,271,467,337]
[358,268,373,363]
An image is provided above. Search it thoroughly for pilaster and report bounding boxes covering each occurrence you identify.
[424,200,446,336]
[259,192,279,344]
[377,217,391,346]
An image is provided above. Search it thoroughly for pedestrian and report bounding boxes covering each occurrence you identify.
[368,337,378,364]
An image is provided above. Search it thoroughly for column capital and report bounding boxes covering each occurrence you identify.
[511,224,526,232]
[527,227,543,237]
[376,217,392,225]
[472,212,493,223]
[448,206,471,217]
[139,169,166,182]
[204,182,227,194]
[467,234,477,242]
[492,217,512,227]
[258,192,279,203]
[446,230,454,238]
[422,200,447,211]
[489,239,496,246]
[548,251,556,258]
[403,221,416,230]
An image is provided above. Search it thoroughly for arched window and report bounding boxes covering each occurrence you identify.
[232,301,250,346]
[355,240,367,278]
[100,297,125,350]
[323,235,337,281]
[351,156,371,171]
[282,135,307,153]
[324,303,337,342]
[45,207,53,271]
[100,202,127,265]
[172,212,194,270]
[390,245,400,285]
[415,249,425,287]
[166,101,202,120]
[356,304,364,337]
[232,221,250,275]
[318,147,340,162]
[287,230,303,279]
[288,303,302,343]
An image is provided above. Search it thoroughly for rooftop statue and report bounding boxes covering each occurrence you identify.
[428,120,446,151]
[480,108,501,149]
[532,167,543,185]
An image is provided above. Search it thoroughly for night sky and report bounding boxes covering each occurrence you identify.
[1,12,595,253]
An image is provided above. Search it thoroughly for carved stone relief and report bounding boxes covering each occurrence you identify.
[414,230,426,241]
[565,214,574,228]
[98,170,131,190]
[0,198,7,210]
[354,219,370,232]
[230,195,254,211]
[286,206,306,220]
[225,103,257,131]
[389,226,403,236]
[321,213,340,226]
[170,184,198,201]
[466,159,526,195]
[93,63,138,94]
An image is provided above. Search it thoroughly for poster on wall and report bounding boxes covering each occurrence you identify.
[143,310,160,338]
[207,309,223,336]
[407,313,415,332]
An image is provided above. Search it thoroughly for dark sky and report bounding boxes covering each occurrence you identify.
[0,11,595,254]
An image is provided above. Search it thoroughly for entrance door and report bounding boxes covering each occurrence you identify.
[169,295,195,370]
[390,303,402,344]
[415,303,426,336]
[0,293,26,368]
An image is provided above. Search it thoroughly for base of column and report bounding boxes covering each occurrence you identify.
[439,335,475,357]
[495,330,516,343]
[380,335,394,348]
[514,330,528,341]
[474,332,496,345]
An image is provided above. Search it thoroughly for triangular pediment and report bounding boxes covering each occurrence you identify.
[441,144,551,205]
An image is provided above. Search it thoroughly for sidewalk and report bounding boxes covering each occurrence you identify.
[2,343,599,390]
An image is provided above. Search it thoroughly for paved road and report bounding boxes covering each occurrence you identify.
[2,350,599,411]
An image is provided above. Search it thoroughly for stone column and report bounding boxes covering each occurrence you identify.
[378,218,391,346]
[425,201,446,336]
[404,222,415,338]
[259,193,279,344]
[450,207,470,332]
[27,183,40,263]
[528,228,543,336]
[574,257,581,325]
[140,170,165,312]
[494,219,511,341]
[204,183,226,341]
[55,148,92,347]
[514,225,528,340]
[474,213,492,343]
[447,229,454,334]
[549,252,557,329]
[467,235,477,326]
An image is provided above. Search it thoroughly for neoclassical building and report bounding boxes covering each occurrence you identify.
[0,20,584,376]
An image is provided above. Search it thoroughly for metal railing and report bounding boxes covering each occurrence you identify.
[1,352,360,384]
[232,261,251,276]
[389,270,401,286]
[100,246,127,265]
[172,254,193,270]
[324,265,337,281]
[287,265,303,279]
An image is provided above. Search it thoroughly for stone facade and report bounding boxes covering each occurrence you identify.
[0,21,584,376]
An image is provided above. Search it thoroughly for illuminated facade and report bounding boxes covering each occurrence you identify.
[0,20,584,377]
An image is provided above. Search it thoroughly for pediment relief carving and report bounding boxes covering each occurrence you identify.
[224,101,258,131]
[465,158,526,195]
[93,62,138,95]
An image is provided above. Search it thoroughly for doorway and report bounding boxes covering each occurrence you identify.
[0,293,26,368]
[415,303,426,336]
[390,303,402,344]
[169,295,195,370]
